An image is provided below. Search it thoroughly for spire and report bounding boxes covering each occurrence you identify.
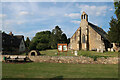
[81,11,88,22]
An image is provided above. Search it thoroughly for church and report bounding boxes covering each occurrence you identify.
[68,11,111,52]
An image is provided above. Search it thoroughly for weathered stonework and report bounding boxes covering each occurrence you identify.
[28,56,118,64]
[69,11,111,51]
[1,55,118,64]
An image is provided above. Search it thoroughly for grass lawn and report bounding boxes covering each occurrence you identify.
[2,62,118,78]
[40,49,118,57]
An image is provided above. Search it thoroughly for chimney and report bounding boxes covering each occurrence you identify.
[9,32,13,36]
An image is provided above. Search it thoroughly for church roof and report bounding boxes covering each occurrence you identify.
[88,22,108,40]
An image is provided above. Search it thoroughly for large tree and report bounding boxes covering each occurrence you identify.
[114,0,120,21]
[108,17,118,42]
[50,26,68,49]
[50,26,63,48]
[29,31,51,50]
[29,26,68,50]
[108,0,120,43]
[61,33,67,43]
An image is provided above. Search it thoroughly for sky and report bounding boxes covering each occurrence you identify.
[0,1,116,40]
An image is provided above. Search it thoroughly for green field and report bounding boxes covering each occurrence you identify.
[2,62,118,78]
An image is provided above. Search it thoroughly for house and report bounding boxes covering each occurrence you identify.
[68,11,111,52]
[1,31,26,54]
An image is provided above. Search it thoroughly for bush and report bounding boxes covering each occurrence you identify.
[36,43,50,51]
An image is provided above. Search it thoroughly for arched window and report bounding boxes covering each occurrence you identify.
[84,14,86,19]
[82,15,83,19]
[82,34,85,43]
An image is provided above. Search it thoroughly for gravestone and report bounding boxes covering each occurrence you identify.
[74,51,78,56]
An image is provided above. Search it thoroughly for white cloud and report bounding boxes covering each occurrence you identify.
[0,14,6,18]
[64,13,80,19]
[109,8,113,11]
[71,20,81,24]
[19,11,29,16]
[14,29,51,39]
[78,5,108,16]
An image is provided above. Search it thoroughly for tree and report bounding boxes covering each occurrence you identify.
[29,26,68,50]
[107,0,120,43]
[25,37,30,50]
[50,26,63,48]
[108,17,118,42]
[61,33,67,43]
[67,38,70,44]
[114,1,120,21]
[50,26,68,49]
[29,31,51,50]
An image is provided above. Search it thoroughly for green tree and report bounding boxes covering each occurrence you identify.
[29,31,51,50]
[25,37,30,50]
[67,38,70,44]
[61,33,67,43]
[108,17,118,42]
[50,26,63,49]
[114,1,120,21]
[108,0,120,43]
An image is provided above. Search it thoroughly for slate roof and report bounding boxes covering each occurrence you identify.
[88,22,108,40]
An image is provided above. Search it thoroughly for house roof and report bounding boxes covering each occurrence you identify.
[2,32,24,48]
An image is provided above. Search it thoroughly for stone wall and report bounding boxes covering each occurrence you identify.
[89,25,105,51]
[29,56,118,64]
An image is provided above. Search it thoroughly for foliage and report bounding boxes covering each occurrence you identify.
[29,26,68,50]
[108,17,119,43]
[50,26,67,49]
[29,42,37,50]
[36,43,50,51]
[25,37,31,51]
[114,0,120,21]
[29,31,51,50]
[67,38,70,44]
[108,1,120,43]
[61,33,67,43]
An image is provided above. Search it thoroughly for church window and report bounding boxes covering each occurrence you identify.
[84,14,86,19]
[82,34,85,43]
[82,15,83,19]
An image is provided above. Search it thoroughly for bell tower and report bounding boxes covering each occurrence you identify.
[80,11,89,50]
[81,11,88,22]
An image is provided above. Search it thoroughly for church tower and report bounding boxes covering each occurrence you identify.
[81,11,88,22]
[80,11,89,50]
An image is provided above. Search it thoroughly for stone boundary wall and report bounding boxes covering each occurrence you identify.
[29,56,119,64]
[0,55,118,64]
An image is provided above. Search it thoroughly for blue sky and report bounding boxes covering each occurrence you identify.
[1,2,116,39]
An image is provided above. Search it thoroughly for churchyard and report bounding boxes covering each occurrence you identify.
[1,1,120,79]
[40,49,118,57]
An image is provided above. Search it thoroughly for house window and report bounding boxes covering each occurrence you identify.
[82,34,85,43]
[21,47,23,49]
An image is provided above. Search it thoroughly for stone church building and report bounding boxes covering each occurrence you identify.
[68,11,111,52]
